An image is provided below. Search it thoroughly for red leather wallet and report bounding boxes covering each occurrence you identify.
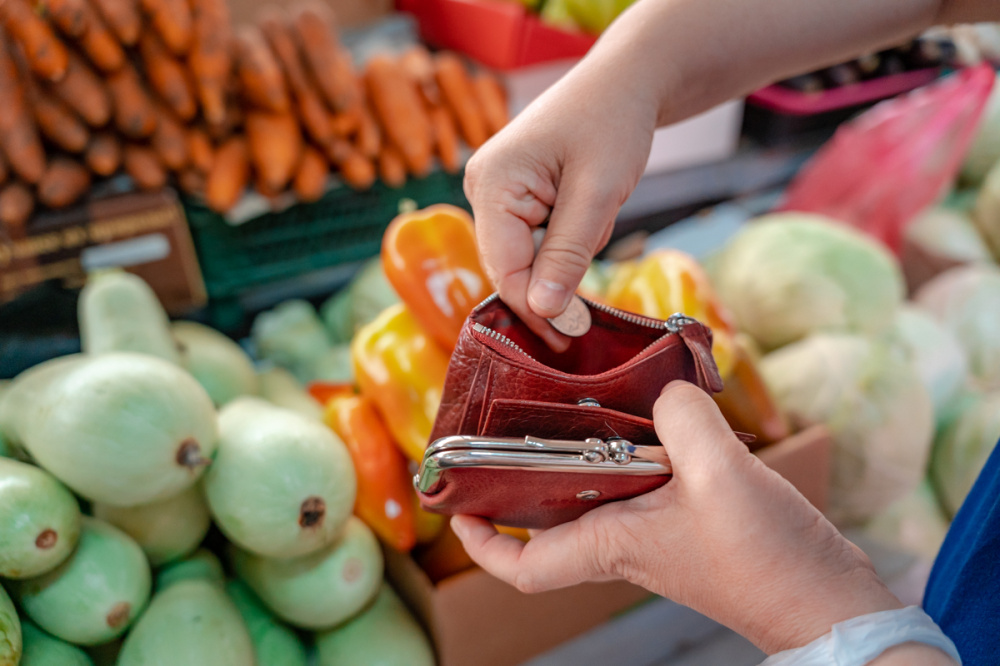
[415,294,749,529]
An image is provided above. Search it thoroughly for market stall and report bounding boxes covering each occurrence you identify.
[1,0,1000,664]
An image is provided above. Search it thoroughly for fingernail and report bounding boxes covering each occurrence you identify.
[528,279,570,315]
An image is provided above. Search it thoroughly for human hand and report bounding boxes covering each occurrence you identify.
[463,51,659,351]
[451,381,904,654]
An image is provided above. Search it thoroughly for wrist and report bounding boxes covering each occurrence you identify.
[750,568,905,654]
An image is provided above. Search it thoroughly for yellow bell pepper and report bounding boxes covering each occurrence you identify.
[352,304,450,463]
[605,249,738,377]
[382,204,492,352]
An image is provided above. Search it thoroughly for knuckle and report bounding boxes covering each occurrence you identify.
[538,237,594,275]
[512,570,539,594]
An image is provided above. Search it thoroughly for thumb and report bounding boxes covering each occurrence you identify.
[527,173,619,318]
[652,381,748,480]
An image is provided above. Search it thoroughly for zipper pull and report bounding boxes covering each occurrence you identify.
[671,314,725,393]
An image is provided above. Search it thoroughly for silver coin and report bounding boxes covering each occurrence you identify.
[548,296,592,337]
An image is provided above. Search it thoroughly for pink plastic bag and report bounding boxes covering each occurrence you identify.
[778,64,995,255]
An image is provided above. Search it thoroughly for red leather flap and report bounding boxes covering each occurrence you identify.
[480,399,662,446]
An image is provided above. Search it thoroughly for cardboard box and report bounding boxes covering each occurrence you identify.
[387,425,830,666]
[228,0,393,27]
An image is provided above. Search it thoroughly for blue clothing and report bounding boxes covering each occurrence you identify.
[924,439,1000,665]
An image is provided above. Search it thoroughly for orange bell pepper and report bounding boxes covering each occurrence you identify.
[605,249,738,378]
[352,303,450,462]
[323,395,418,552]
[381,204,492,351]
[605,250,789,444]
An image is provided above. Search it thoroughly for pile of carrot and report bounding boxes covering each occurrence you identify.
[0,0,508,230]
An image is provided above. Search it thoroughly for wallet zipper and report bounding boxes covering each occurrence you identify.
[471,293,697,362]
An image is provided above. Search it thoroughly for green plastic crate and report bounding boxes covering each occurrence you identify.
[184,171,469,327]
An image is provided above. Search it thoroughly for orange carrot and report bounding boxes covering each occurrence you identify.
[245,109,302,193]
[205,135,249,212]
[354,104,380,158]
[0,181,34,230]
[108,62,157,138]
[90,0,139,45]
[472,70,508,136]
[84,131,121,176]
[329,110,357,138]
[188,0,231,126]
[234,25,289,113]
[37,157,91,207]
[377,143,406,188]
[76,0,126,72]
[186,126,213,173]
[0,32,46,183]
[123,143,166,190]
[140,0,192,56]
[290,2,358,112]
[0,0,68,81]
[399,45,439,107]
[47,50,111,127]
[24,74,89,153]
[138,29,197,121]
[150,103,188,171]
[39,0,89,38]
[260,9,331,145]
[326,137,374,190]
[365,55,432,177]
[292,144,327,202]
[428,105,460,174]
[435,52,488,148]
[176,166,205,196]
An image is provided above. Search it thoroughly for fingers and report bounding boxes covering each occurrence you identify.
[652,381,748,478]
[451,514,614,593]
[465,151,571,352]
[527,174,620,319]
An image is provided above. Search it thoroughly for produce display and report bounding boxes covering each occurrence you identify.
[0,0,509,232]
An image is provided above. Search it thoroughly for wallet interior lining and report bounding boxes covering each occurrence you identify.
[474,300,670,375]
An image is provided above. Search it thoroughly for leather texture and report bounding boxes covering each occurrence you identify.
[419,467,670,529]
[419,296,738,528]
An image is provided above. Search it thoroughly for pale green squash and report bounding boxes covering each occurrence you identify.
[231,517,383,630]
[172,321,258,407]
[0,458,81,579]
[1,353,217,506]
[226,580,308,666]
[155,549,226,592]
[79,269,180,363]
[0,583,20,666]
[19,619,93,666]
[117,580,255,666]
[10,518,151,645]
[93,484,210,567]
[205,398,355,559]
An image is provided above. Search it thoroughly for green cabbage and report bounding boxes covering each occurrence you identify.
[905,207,994,264]
[972,158,1000,260]
[960,72,1000,186]
[863,479,950,563]
[710,214,905,351]
[914,264,1000,391]
[931,390,1000,517]
[888,305,968,423]
[761,333,934,526]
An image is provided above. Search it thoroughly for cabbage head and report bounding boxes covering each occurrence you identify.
[905,207,994,265]
[931,390,1000,517]
[863,479,950,563]
[914,264,1000,391]
[887,305,968,423]
[960,72,1000,186]
[710,214,904,351]
[761,333,933,526]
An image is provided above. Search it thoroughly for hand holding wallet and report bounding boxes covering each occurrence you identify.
[415,294,754,529]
